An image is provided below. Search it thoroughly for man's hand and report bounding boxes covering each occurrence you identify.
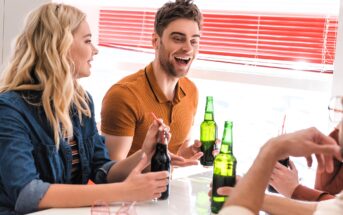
[177,138,221,159]
[177,139,203,159]
[169,152,198,167]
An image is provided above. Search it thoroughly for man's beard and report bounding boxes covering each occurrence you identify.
[158,42,187,78]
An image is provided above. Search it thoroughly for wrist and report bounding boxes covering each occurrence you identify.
[261,138,286,161]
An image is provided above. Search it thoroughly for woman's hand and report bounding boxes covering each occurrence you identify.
[141,118,169,161]
[269,160,299,197]
[122,153,169,201]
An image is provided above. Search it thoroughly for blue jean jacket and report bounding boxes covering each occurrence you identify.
[0,91,115,214]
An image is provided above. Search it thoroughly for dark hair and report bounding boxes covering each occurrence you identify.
[154,0,202,37]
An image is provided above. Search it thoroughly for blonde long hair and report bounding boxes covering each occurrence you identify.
[0,3,91,148]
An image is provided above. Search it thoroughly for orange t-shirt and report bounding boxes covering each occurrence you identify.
[101,63,198,155]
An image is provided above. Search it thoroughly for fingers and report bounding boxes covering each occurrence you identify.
[173,159,198,167]
[212,149,219,156]
[217,187,233,196]
[193,139,202,148]
[170,152,185,162]
[274,161,288,170]
[190,151,203,160]
[133,153,150,174]
[309,144,341,172]
[170,153,199,167]
[288,160,296,170]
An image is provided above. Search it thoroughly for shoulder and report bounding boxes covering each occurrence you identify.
[179,77,198,93]
[0,91,29,112]
[103,69,147,103]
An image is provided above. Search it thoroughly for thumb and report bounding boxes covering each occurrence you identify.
[289,160,297,171]
[133,153,150,174]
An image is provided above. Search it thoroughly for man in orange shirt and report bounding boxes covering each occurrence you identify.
[101,0,204,161]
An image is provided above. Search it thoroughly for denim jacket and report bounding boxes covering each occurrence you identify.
[0,91,114,214]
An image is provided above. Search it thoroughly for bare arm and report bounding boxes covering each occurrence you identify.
[225,127,342,214]
[102,132,133,160]
[39,154,168,209]
[226,142,279,213]
[38,183,128,209]
[262,194,317,215]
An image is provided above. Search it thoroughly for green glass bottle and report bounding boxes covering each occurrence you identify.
[211,121,237,214]
[200,96,217,166]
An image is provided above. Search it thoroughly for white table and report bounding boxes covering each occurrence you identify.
[29,165,214,215]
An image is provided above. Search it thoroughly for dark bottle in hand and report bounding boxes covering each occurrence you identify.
[151,130,171,200]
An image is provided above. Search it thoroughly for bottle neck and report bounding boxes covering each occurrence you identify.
[204,98,215,121]
[220,124,233,154]
[204,112,214,121]
[156,143,168,152]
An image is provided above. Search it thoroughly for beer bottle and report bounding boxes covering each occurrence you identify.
[211,121,237,214]
[151,130,171,200]
[200,96,217,166]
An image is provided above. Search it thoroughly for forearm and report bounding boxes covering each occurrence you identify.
[226,140,280,213]
[38,183,128,209]
[262,194,317,215]
[107,149,144,182]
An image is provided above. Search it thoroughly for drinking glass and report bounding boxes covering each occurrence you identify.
[328,96,343,123]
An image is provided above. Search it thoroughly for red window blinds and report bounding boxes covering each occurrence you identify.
[98,8,338,73]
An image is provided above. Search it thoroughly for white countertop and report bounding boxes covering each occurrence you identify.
[29,165,214,215]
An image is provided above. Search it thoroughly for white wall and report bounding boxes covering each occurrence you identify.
[0,0,50,71]
[0,0,4,67]
[332,0,343,96]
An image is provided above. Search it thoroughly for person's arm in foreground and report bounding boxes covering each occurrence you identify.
[261,194,317,215]
[224,127,342,214]
[39,119,169,209]
[270,161,334,201]
[218,186,317,215]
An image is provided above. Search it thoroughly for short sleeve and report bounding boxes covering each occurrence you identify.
[291,184,334,201]
[101,84,140,136]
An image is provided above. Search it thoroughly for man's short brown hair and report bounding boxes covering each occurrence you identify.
[154,0,202,37]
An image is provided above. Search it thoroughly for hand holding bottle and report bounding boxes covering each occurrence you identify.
[141,113,170,160]
[123,153,169,201]
[269,160,299,197]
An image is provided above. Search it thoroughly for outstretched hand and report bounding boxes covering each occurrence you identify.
[169,152,199,167]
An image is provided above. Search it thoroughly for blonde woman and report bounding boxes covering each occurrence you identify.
[0,3,171,214]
